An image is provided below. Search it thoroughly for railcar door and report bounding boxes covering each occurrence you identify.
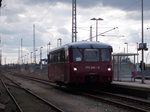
[64,48,70,83]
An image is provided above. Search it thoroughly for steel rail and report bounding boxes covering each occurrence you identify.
[4,76,64,112]
[98,90,150,106]
[80,92,149,112]
[0,79,23,112]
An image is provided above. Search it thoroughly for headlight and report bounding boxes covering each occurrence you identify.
[107,67,111,71]
[73,67,77,71]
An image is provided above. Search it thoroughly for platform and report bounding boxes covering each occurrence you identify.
[112,79,150,92]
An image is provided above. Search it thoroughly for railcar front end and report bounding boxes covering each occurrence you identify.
[69,47,113,84]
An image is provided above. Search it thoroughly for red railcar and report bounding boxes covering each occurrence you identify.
[48,41,113,85]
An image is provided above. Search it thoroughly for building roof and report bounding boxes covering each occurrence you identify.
[112,53,138,56]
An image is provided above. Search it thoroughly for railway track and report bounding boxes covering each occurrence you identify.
[1,76,64,112]
[14,74,150,112]
[91,89,150,110]
[5,73,150,112]
[0,79,20,112]
[79,90,150,112]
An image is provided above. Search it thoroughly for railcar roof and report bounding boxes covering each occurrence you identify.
[49,41,112,53]
[66,41,112,48]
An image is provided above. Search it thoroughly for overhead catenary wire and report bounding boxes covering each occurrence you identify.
[84,27,118,41]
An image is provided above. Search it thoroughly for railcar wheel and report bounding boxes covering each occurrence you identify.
[56,81,63,87]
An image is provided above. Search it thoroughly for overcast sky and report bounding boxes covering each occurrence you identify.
[0,0,150,64]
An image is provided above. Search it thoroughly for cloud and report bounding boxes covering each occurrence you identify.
[1,0,150,64]
[20,0,150,11]
[57,27,69,35]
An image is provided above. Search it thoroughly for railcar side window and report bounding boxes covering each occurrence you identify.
[101,49,110,62]
[60,50,65,62]
[84,49,99,62]
[49,53,54,63]
[73,49,82,62]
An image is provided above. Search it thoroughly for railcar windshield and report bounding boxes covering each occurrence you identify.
[84,49,99,62]
[72,48,111,62]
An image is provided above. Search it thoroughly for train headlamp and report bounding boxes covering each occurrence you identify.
[73,67,77,71]
[107,67,111,71]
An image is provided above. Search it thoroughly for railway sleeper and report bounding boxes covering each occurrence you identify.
[0,103,5,110]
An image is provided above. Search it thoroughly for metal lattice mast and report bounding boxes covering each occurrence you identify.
[72,0,77,42]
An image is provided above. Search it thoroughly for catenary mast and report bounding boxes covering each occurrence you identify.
[72,0,77,42]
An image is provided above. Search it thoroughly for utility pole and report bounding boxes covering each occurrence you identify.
[57,38,62,47]
[141,0,144,84]
[91,18,103,42]
[0,49,1,66]
[40,47,43,70]
[21,38,23,64]
[35,50,37,64]
[137,0,148,83]
[0,36,1,65]
[18,47,20,64]
[124,42,128,54]
[47,42,51,56]
[72,0,77,42]
[136,43,139,64]
[27,53,29,64]
[0,0,2,65]
[30,52,33,64]
[90,26,92,41]
[33,24,36,64]
[4,56,6,65]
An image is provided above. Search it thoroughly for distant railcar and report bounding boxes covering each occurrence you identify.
[48,41,113,85]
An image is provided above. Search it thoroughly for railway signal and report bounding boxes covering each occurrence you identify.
[138,43,148,51]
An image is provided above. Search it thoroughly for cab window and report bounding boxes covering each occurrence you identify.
[101,49,110,62]
[73,49,82,62]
